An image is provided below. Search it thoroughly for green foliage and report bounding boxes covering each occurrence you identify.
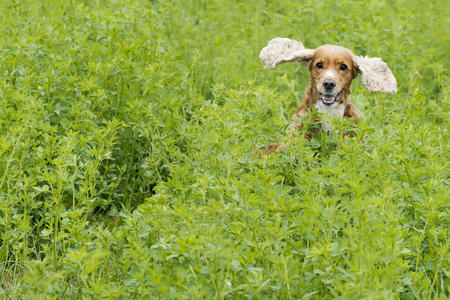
[0,0,448,298]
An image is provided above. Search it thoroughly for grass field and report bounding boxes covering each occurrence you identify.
[0,0,448,298]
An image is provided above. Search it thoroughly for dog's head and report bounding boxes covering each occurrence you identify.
[309,45,356,105]
[259,38,397,105]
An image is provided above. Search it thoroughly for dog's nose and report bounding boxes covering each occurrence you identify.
[323,80,336,90]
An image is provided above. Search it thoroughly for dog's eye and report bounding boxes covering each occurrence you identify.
[340,64,348,70]
[316,62,323,69]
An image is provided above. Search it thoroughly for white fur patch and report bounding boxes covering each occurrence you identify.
[314,102,345,130]
[323,70,337,81]
[315,102,345,116]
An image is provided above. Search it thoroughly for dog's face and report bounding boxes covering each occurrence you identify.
[309,45,356,105]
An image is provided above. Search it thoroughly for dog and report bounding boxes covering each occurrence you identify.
[258,38,397,153]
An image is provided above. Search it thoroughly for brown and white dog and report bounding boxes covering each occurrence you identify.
[258,38,396,152]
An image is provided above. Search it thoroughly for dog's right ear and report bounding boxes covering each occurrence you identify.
[353,56,397,94]
[259,38,315,69]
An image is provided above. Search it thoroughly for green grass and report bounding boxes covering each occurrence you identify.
[0,0,448,298]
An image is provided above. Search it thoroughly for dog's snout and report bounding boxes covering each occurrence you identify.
[323,80,336,90]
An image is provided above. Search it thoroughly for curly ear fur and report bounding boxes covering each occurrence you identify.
[259,38,314,69]
[355,56,397,94]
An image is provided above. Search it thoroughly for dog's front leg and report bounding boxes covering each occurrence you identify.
[343,103,361,120]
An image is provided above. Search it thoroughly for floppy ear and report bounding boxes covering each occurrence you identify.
[354,56,397,94]
[259,38,315,69]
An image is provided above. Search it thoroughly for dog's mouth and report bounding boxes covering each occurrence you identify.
[319,91,342,105]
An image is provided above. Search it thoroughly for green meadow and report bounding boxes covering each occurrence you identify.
[0,0,448,298]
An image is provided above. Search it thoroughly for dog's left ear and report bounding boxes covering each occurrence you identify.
[354,56,397,94]
[259,38,315,69]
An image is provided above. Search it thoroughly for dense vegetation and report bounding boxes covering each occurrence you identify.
[0,0,448,298]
